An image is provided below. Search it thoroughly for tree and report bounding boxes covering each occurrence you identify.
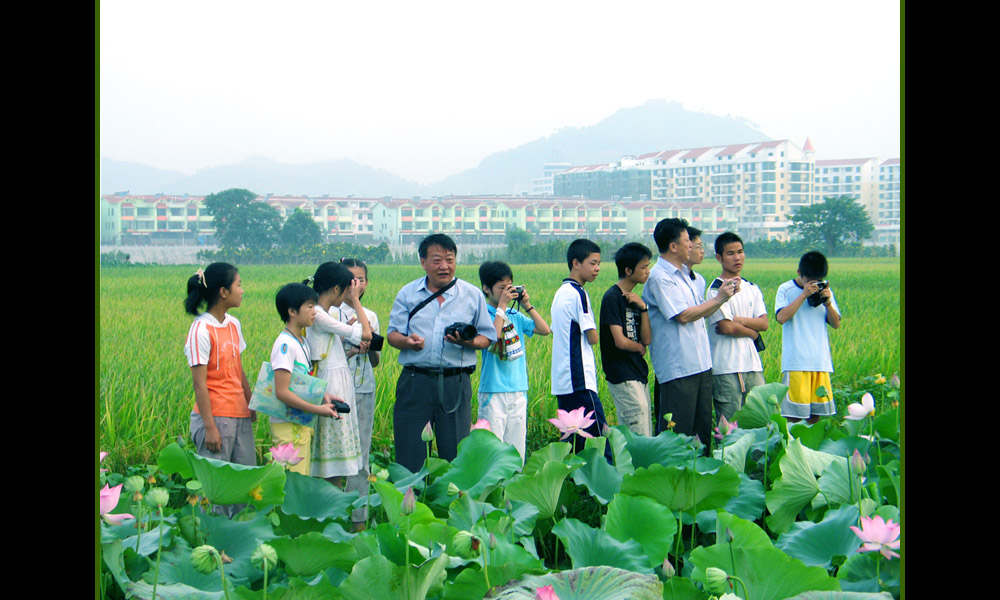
[280,208,324,248]
[788,195,874,256]
[203,188,282,250]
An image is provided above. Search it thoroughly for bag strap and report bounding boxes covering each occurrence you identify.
[406,277,458,326]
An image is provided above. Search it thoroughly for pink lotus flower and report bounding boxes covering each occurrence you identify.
[548,406,595,440]
[535,584,559,600]
[270,443,304,468]
[850,515,900,559]
[846,393,875,420]
[100,484,135,525]
[471,419,492,432]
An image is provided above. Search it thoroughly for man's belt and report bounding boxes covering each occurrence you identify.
[404,365,475,378]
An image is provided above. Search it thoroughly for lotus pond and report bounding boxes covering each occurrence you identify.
[99,380,901,600]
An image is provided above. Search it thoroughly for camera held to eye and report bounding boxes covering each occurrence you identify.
[445,322,478,340]
[807,281,829,307]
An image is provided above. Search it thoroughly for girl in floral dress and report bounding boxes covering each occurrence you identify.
[304,262,373,483]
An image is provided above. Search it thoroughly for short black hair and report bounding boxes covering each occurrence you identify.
[653,218,689,253]
[479,261,513,292]
[714,231,743,256]
[340,257,368,278]
[275,283,318,323]
[686,225,702,241]
[418,233,457,259]
[567,238,601,271]
[614,242,652,278]
[798,251,829,280]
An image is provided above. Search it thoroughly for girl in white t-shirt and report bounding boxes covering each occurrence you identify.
[304,262,373,486]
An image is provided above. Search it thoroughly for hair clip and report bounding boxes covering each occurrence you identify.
[339,257,346,263]
[306,275,315,284]
[195,268,207,287]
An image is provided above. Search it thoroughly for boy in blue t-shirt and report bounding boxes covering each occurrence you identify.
[477,261,551,462]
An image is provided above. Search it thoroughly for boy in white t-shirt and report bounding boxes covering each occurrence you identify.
[550,239,608,454]
[775,251,841,424]
[269,283,344,474]
[705,232,769,422]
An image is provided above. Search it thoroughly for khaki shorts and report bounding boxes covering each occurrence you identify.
[712,371,766,422]
[607,380,653,437]
[269,422,314,475]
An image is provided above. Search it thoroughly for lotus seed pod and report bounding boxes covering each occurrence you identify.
[252,544,277,571]
[191,545,219,574]
[704,567,729,595]
[124,476,145,494]
[447,482,460,495]
[145,487,170,508]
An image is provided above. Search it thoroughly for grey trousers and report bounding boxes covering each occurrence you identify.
[344,391,375,523]
[190,412,256,517]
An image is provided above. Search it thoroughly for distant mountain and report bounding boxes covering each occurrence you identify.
[100,156,425,197]
[426,100,771,195]
[100,99,771,197]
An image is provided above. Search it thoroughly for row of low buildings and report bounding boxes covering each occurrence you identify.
[98,138,900,248]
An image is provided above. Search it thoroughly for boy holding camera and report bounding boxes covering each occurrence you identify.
[775,251,841,423]
[477,261,551,462]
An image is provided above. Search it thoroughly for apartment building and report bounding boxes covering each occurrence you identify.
[875,158,901,247]
[371,196,738,244]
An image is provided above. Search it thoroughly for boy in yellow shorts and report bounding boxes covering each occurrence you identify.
[774,251,841,423]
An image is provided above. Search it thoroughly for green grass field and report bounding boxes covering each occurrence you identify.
[98,258,900,472]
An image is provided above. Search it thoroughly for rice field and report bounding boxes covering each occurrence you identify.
[98,257,900,472]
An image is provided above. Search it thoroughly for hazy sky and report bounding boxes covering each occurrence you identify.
[99,0,901,184]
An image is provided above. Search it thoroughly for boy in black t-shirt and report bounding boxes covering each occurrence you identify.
[599,243,654,436]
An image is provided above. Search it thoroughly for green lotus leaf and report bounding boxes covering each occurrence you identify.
[521,441,572,476]
[551,517,652,573]
[785,592,894,600]
[570,446,622,504]
[714,427,767,473]
[765,439,839,535]
[443,533,548,598]
[619,463,740,515]
[734,383,788,429]
[618,428,698,469]
[873,408,899,443]
[484,565,662,600]
[661,575,710,600]
[281,471,359,521]
[690,542,841,600]
[126,581,229,599]
[504,460,579,520]
[232,574,344,599]
[814,455,861,508]
[876,460,900,507]
[158,443,286,507]
[338,554,449,600]
[446,492,497,532]
[438,429,524,500]
[836,551,901,598]
[117,523,173,557]
[723,472,766,522]
[604,425,635,475]
[268,531,359,577]
[372,480,441,528]
[774,504,862,569]
[712,511,774,551]
[603,493,676,568]
[199,510,280,582]
[101,540,130,593]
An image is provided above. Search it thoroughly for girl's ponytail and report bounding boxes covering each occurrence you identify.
[184,263,238,315]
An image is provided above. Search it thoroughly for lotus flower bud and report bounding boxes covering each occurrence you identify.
[421,422,435,442]
[190,545,219,574]
[452,530,480,558]
[890,373,900,388]
[704,567,730,595]
[535,584,559,600]
[401,487,416,515]
[662,557,675,578]
[251,543,278,571]
[145,487,170,508]
[489,532,497,549]
[725,528,735,543]
[850,449,866,475]
[124,476,145,494]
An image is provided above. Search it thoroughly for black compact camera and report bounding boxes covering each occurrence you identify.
[368,332,385,352]
[445,322,478,340]
[511,285,525,300]
[321,399,351,415]
[807,281,829,307]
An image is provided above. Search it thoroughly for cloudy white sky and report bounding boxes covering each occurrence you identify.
[99,0,901,184]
